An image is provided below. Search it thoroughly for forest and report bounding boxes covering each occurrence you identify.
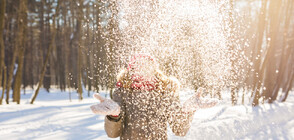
[0,0,293,105]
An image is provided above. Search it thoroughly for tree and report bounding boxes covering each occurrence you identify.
[270,1,293,103]
[228,0,238,105]
[252,0,268,106]
[105,1,120,98]
[0,67,6,105]
[5,0,21,104]
[0,0,6,104]
[76,0,84,100]
[13,0,28,104]
[30,0,60,104]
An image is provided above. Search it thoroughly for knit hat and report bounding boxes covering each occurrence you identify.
[127,54,159,91]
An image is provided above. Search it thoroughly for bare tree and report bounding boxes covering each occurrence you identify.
[12,0,28,104]
[0,0,6,104]
[30,0,60,104]
[0,67,6,105]
[270,1,293,102]
[252,0,268,106]
[77,0,84,100]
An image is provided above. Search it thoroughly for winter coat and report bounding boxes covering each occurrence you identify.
[104,86,194,140]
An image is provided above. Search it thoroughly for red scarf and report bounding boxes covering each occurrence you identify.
[116,75,158,91]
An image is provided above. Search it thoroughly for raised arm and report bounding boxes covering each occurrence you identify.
[166,85,218,136]
[90,88,124,138]
[104,88,124,138]
[167,91,194,136]
[163,78,194,136]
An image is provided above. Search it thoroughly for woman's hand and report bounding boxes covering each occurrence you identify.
[90,93,120,116]
[182,87,219,113]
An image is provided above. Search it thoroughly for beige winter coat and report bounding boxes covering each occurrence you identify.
[104,87,194,140]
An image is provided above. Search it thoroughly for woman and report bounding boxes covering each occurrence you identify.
[90,54,218,139]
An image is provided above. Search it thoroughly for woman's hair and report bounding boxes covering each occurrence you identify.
[117,68,180,93]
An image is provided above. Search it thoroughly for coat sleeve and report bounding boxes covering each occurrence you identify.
[104,115,123,138]
[104,88,124,138]
[167,93,194,136]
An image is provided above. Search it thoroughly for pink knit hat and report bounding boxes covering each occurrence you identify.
[127,54,158,91]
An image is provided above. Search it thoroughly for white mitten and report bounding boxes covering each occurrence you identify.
[90,93,120,116]
[182,87,219,113]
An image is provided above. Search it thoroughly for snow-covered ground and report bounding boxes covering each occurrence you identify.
[0,89,293,140]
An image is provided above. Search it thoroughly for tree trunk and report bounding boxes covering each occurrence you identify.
[38,0,45,88]
[75,0,84,101]
[43,0,52,92]
[280,42,294,102]
[6,0,27,103]
[13,0,28,104]
[61,1,71,93]
[281,67,294,102]
[0,0,6,102]
[13,47,26,104]
[107,1,120,99]
[228,0,237,105]
[270,0,293,103]
[77,42,83,100]
[30,0,60,104]
[0,67,6,105]
[252,0,268,106]
[261,0,282,102]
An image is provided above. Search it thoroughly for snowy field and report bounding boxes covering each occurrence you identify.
[0,89,294,140]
